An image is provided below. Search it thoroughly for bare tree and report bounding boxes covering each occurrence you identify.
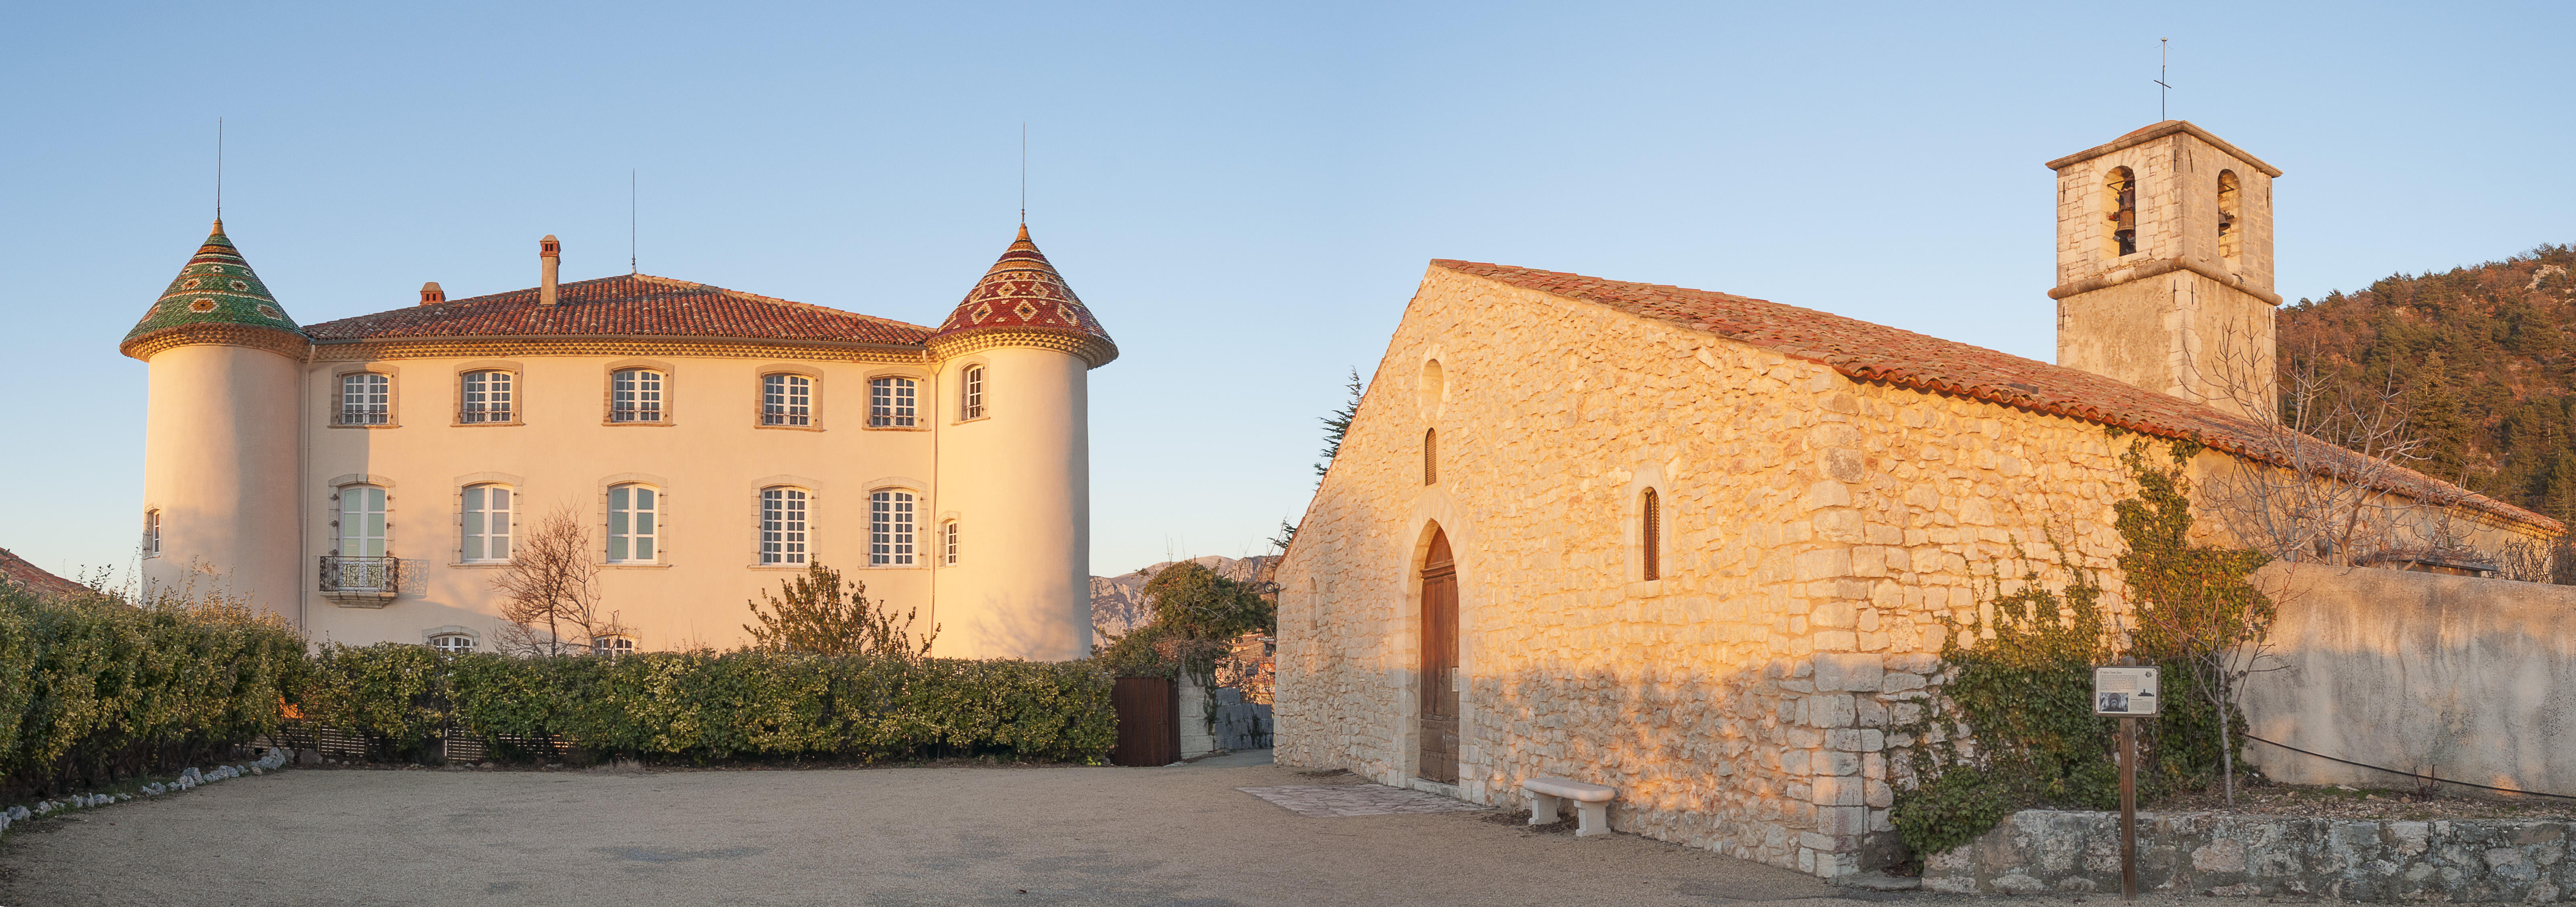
[743,560,936,657]
[491,504,626,655]
[2201,340,2446,566]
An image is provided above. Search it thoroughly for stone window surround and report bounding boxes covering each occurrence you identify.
[421,625,480,651]
[753,364,826,432]
[864,369,932,431]
[449,472,525,567]
[951,360,990,424]
[864,480,928,568]
[748,475,825,569]
[330,363,400,428]
[597,473,671,568]
[936,509,962,567]
[451,360,526,427]
[2100,164,2143,262]
[323,474,398,556]
[1621,462,1669,597]
[602,358,676,427]
[1395,504,1475,789]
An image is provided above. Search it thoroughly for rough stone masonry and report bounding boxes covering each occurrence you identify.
[1927,809,2571,902]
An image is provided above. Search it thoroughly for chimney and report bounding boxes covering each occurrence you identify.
[418,282,445,306]
[539,235,562,306]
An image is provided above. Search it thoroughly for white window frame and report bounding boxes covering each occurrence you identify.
[340,373,392,426]
[760,487,810,566]
[461,484,514,564]
[870,377,918,428]
[960,365,986,420]
[592,635,635,657]
[428,633,477,654]
[762,373,814,427]
[611,369,665,423]
[941,519,959,566]
[870,490,916,566]
[338,484,389,558]
[607,484,660,563]
[143,509,162,558]
[460,370,515,424]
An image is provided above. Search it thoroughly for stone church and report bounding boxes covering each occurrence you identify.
[1271,121,2555,876]
[122,222,1113,660]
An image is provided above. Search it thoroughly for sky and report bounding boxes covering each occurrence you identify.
[4,1,2571,581]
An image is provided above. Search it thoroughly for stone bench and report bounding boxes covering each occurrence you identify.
[1522,776,1616,837]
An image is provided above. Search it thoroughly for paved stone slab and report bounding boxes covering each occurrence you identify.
[1236,783,1492,817]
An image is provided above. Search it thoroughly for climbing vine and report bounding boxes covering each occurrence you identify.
[1888,435,2270,865]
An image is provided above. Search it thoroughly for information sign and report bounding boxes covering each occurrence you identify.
[2093,666,2160,717]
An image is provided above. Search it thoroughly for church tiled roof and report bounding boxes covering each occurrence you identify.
[304,274,931,345]
[1434,260,2559,533]
[122,221,305,352]
[929,225,1116,364]
[0,547,90,600]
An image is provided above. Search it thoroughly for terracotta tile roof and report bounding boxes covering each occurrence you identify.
[930,224,1116,353]
[0,548,90,600]
[1432,260,2559,533]
[304,274,932,346]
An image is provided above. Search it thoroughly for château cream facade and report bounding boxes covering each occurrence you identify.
[1272,122,2556,878]
[124,223,1113,660]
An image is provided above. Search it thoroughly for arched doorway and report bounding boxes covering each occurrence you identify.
[1419,527,1458,783]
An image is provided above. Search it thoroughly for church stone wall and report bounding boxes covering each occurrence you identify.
[1274,267,2150,878]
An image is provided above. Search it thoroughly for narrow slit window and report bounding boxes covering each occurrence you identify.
[143,509,161,558]
[763,374,812,427]
[1423,428,1437,485]
[2104,166,2139,257]
[942,520,959,566]
[340,373,391,425]
[870,490,915,565]
[1641,488,1661,581]
[961,366,985,420]
[608,485,658,562]
[612,369,664,423]
[2216,170,2242,268]
[460,371,513,423]
[871,377,917,427]
[761,487,809,565]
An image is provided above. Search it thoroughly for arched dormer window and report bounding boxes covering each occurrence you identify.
[1423,428,1438,486]
[2216,170,2242,269]
[2104,166,2138,257]
[760,487,810,565]
[1640,488,1661,581]
[960,365,986,420]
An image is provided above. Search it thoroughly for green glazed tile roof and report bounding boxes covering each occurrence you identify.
[122,221,305,345]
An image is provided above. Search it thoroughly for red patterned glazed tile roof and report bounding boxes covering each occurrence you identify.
[1432,260,2558,533]
[304,274,931,345]
[930,224,1115,348]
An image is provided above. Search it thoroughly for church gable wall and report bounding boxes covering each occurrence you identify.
[1276,267,2142,878]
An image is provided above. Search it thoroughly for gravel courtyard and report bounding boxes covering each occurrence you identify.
[0,751,2136,907]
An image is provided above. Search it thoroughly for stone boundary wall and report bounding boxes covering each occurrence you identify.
[1925,808,2572,902]
[2242,562,2576,798]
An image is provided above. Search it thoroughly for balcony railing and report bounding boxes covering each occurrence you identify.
[319,556,402,599]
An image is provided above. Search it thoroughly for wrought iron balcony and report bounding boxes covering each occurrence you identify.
[318,556,402,605]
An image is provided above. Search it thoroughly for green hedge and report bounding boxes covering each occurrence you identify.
[303,645,1117,764]
[0,581,307,798]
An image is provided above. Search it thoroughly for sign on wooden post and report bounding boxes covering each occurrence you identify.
[2095,665,2160,901]
[2093,666,2160,716]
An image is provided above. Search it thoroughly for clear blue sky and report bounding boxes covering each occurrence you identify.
[4,1,2570,581]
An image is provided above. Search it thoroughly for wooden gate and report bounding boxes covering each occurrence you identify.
[1419,528,1459,784]
[1110,676,1180,766]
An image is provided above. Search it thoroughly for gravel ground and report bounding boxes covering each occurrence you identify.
[0,751,1977,907]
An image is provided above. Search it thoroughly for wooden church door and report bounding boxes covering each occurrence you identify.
[1418,528,1459,784]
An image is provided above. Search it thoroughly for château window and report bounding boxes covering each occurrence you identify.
[1423,428,1438,486]
[870,377,917,428]
[592,635,635,657]
[870,490,916,566]
[460,371,514,423]
[611,369,664,423]
[143,509,162,558]
[2104,166,2139,257]
[2216,170,2243,268]
[961,366,986,420]
[340,373,391,425]
[761,487,810,565]
[1641,488,1661,581]
[429,633,476,654]
[762,374,812,427]
[462,484,513,563]
[338,485,388,558]
[607,484,658,563]
[941,520,959,566]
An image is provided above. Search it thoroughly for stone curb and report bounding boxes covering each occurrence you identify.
[1925,808,2575,902]
[0,749,290,838]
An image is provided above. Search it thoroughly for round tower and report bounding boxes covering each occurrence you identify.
[926,224,1117,661]
[121,221,307,617]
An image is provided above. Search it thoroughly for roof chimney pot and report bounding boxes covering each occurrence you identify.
[419,282,445,306]
[539,235,562,306]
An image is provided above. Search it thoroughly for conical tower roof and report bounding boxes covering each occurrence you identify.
[927,224,1117,367]
[121,220,306,360]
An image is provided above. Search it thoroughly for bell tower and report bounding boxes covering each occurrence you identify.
[2047,120,2282,419]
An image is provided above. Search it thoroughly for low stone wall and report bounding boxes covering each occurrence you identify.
[1925,809,2572,901]
[1211,688,1273,751]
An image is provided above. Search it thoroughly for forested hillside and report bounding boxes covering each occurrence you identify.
[2278,244,2576,521]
